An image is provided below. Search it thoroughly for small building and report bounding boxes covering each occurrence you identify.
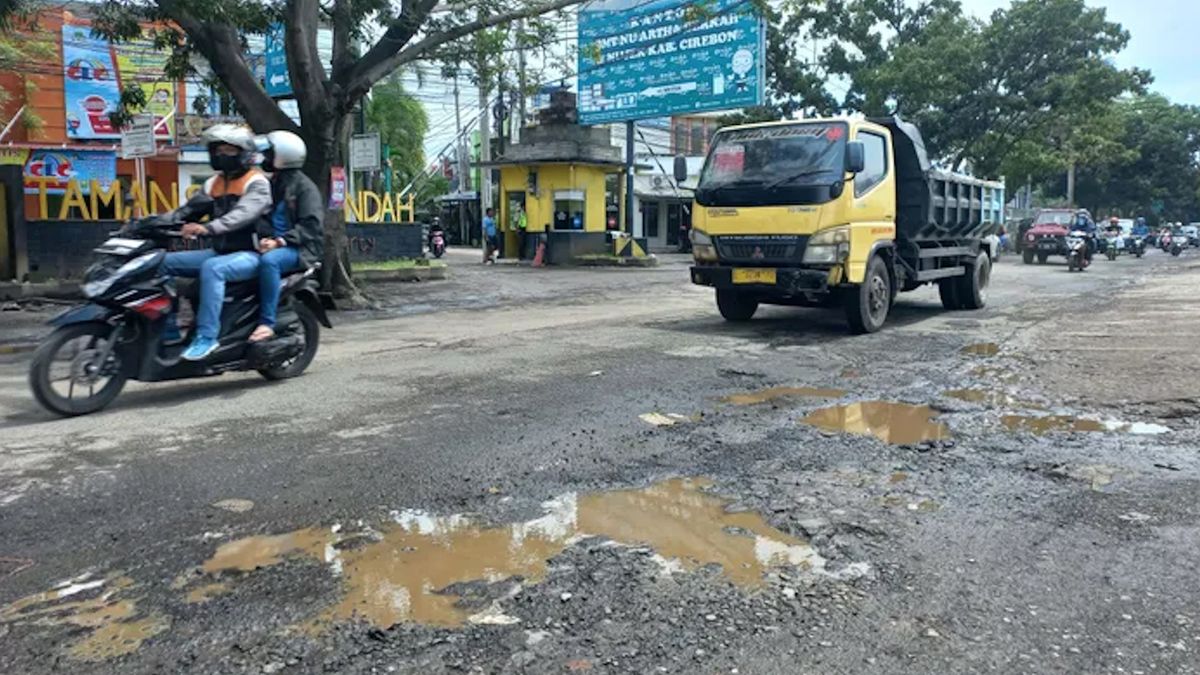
[485,91,638,262]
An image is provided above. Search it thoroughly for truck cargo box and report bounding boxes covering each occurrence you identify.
[869,116,1004,243]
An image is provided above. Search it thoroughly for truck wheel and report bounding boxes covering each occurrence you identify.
[716,290,758,322]
[955,252,990,310]
[844,255,891,334]
[1022,250,1034,265]
[938,279,962,310]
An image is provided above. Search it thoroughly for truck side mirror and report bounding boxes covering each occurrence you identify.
[845,142,865,174]
[673,155,688,184]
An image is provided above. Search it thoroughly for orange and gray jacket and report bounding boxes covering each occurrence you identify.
[174,169,272,254]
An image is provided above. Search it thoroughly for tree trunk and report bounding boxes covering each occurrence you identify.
[303,110,369,308]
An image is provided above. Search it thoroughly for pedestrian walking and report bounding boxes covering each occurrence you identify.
[482,207,498,264]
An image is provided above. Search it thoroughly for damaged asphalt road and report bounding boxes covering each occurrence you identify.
[2,251,1200,674]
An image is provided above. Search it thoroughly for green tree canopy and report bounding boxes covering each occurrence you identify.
[366,77,429,187]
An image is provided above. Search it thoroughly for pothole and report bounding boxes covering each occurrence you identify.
[801,401,950,445]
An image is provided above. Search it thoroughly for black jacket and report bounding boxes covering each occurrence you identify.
[257,169,325,268]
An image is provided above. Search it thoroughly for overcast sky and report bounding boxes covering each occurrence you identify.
[958,0,1200,105]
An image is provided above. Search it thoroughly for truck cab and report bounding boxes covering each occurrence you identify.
[684,116,1002,333]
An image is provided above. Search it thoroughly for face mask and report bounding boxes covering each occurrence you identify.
[209,152,243,173]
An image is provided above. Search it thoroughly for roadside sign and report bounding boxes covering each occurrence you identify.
[265,23,293,98]
[120,114,156,159]
[329,166,347,209]
[577,0,765,125]
[350,132,381,171]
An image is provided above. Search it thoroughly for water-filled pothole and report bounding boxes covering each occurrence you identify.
[802,401,950,445]
[961,343,1000,357]
[190,478,839,629]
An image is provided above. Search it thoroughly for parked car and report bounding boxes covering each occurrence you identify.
[1022,209,1081,264]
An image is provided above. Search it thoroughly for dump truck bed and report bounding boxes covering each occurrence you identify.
[870,116,1004,242]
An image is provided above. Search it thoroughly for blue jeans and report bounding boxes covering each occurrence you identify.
[258,247,301,328]
[161,250,260,340]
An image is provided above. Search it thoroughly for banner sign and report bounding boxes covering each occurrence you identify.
[63,24,177,141]
[329,166,347,209]
[265,23,293,98]
[24,149,118,195]
[577,0,765,125]
[63,25,122,139]
[115,39,177,140]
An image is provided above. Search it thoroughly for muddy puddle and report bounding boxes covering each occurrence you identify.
[1003,415,1170,436]
[961,342,1000,357]
[0,575,169,662]
[187,478,831,629]
[722,386,848,406]
[802,401,950,445]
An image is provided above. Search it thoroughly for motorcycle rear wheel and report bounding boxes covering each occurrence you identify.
[258,303,320,381]
[29,322,127,416]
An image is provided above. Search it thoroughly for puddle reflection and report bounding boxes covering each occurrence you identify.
[802,401,950,445]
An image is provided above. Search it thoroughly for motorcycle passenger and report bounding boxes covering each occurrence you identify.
[249,130,325,343]
[161,124,272,360]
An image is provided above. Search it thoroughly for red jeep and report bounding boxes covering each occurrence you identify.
[1022,209,1078,264]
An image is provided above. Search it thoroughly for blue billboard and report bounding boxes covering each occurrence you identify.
[265,23,293,98]
[577,0,764,125]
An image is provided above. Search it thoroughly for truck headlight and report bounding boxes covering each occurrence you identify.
[691,229,718,261]
[803,226,850,264]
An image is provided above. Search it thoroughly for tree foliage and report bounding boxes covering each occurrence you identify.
[0,15,55,135]
[773,0,1150,177]
[366,76,428,187]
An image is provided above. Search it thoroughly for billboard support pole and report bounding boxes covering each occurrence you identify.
[625,120,635,237]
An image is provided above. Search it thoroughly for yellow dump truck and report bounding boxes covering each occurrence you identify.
[681,116,1003,333]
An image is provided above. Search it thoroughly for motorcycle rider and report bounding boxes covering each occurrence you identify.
[1073,209,1096,262]
[160,124,272,360]
[249,130,325,343]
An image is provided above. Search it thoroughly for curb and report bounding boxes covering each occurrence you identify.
[571,256,660,268]
[357,266,448,283]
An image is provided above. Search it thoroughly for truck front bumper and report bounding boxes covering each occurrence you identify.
[690,266,831,295]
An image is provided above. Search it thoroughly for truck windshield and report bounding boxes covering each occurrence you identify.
[696,123,848,207]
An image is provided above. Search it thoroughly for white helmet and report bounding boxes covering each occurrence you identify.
[202,123,256,151]
[262,130,307,170]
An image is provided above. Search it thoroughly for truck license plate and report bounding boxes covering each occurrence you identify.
[732,268,776,285]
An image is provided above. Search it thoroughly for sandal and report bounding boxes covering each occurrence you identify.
[249,325,275,343]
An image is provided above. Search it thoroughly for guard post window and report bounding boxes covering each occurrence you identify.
[854,132,888,197]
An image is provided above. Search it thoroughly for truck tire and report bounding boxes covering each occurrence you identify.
[716,289,758,322]
[1022,249,1034,265]
[844,255,891,334]
[938,279,962,310]
[955,252,990,310]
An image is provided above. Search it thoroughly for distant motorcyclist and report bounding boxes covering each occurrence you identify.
[1132,216,1150,237]
[249,130,325,343]
[160,124,272,360]
[1073,209,1096,261]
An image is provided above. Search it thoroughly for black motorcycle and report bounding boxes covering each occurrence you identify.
[28,210,331,416]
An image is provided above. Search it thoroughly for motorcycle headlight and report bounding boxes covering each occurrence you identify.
[691,229,717,262]
[803,226,850,264]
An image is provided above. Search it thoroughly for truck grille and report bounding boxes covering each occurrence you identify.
[714,235,808,265]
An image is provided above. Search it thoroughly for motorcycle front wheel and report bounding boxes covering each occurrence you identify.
[29,322,127,416]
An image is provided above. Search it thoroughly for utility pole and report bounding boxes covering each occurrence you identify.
[454,77,468,245]
[478,77,492,253]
